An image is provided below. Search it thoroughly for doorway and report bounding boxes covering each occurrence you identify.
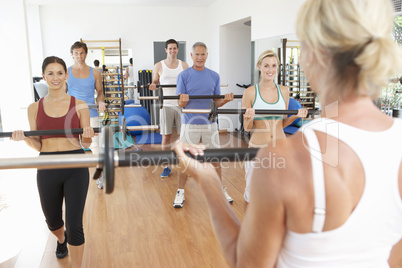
[219,17,252,132]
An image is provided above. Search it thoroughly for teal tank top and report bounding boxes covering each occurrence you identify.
[67,66,98,117]
[252,83,286,120]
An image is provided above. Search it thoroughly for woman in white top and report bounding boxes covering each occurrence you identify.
[173,0,402,267]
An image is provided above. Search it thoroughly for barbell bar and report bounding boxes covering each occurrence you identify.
[0,121,159,142]
[137,84,229,106]
[140,88,241,109]
[126,83,229,90]
[0,126,259,194]
[139,94,243,101]
[88,102,141,116]
[89,104,141,109]
[147,84,228,88]
[0,125,160,139]
[181,101,320,122]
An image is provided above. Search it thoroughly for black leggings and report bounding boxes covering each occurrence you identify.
[37,149,89,246]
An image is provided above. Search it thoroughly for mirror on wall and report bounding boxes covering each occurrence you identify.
[252,33,298,85]
[86,48,133,75]
[253,33,319,112]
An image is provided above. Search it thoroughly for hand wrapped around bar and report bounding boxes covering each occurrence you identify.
[173,142,219,182]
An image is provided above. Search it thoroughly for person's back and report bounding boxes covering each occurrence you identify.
[274,105,402,267]
[258,0,402,265]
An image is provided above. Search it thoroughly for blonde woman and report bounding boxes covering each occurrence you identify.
[174,0,402,266]
[242,50,307,203]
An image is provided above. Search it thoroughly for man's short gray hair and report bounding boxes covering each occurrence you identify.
[192,42,208,52]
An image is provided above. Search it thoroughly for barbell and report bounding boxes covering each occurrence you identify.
[146,84,228,89]
[0,118,159,142]
[88,102,141,116]
[181,101,320,122]
[130,83,228,92]
[0,126,259,194]
[139,88,243,109]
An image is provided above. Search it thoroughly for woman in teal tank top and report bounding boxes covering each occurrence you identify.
[242,50,308,204]
[242,50,308,148]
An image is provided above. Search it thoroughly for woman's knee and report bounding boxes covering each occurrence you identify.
[66,224,85,246]
[47,219,64,232]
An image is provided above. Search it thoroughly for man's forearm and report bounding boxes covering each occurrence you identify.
[215,99,229,108]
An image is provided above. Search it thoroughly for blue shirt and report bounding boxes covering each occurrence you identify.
[176,67,220,124]
[67,66,98,117]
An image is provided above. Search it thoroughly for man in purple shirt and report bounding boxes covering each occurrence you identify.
[173,42,234,208]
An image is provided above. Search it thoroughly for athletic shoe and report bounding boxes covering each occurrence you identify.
[173,190,185,208]
[161,167,171,178]
[97,178,104,190]
[56,231,68,259]
[223,187,233,204]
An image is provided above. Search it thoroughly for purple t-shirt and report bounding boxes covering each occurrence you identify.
[176,67,221,125]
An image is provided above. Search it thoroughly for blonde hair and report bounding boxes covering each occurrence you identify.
[257,50,280,68]
[296,0,402,100]
[256,50,280,81]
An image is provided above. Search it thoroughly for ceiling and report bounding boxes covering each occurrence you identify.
[26,0,219,7]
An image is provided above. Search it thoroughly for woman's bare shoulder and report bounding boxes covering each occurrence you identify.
[243,85,256,97]
[28,101,39,112]
[278,85,289,94]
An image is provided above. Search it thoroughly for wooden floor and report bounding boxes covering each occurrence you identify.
[0,131,249,268]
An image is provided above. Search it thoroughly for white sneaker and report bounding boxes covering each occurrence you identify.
[97,177,104,190]
[173,190,185,208]
[223,187,233,204]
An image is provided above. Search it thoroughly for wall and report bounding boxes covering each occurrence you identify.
[0,0,34,132]
[205,0,305,71]
[35,0,304,79]
[1,0,304,131]
[36,5,209,83]
[26,4,44,76]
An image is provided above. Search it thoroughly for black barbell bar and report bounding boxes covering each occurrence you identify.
[0,127,116,138]
[181,101,319,122]
[141,84,229,89]
[0,126,259,194]
[139,87,242,109]
[0,119,130,141]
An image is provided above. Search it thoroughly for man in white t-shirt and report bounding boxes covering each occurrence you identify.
[150,39,189,178]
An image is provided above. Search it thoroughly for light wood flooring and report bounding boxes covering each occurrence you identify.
[0,131,249,268]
